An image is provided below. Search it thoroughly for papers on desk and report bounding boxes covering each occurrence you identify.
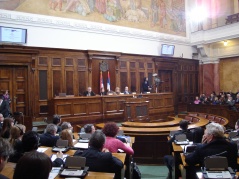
[48,167,61,179]
[37,147,48,153]
[180,142,193,150]
[61,169,84,176]
[206,171,232,178]
[51,154,68,162]
[74,142,89,149]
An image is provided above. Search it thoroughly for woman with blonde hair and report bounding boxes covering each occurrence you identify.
[8,124,26,163]
[0,117,14,138]
[61,129,74,147]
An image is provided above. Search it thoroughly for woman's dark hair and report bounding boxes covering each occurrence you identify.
[89,131,105,150]
[84,124,93,133]
[0,117,14,138]
[102,122,119,137]
[179,120,189,131]
[22,131,39,152]
[13,151,52,179]
[52,114,61,125]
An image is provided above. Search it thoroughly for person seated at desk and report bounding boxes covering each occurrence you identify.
[142,77,151,93]
[114,87,121,95]
[13,151,52,179]
[164,120,194,179]
[52,114,62,133]
[99,87,107,96]
[60,129,74,147]
[80,124,96,134]
[0,138,13,179]
[75,131,123,179]
[83,87,96,96]
[0,118,14,139]
[39,124,59,147]
[102,122,134,155]
[185,123,238,177]
[123,86,131,95]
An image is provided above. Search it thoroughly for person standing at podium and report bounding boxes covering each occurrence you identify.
[83,87,96,96]
[142,77,151,93]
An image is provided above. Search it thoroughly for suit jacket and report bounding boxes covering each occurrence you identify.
[185,138,238,169]
[83,91,96,96]
[168,129,194,144]
[79,147,123,179]
[123,91,131,95]
[39,133,59,147]
[142,81,150,93]
[0,100,9,118]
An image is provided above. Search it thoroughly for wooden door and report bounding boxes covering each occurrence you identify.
[158,70,172,93]
[0,66,28,115]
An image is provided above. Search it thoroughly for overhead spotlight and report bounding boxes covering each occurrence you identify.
[223,41,228,46]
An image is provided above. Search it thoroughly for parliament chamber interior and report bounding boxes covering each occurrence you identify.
[1,0,239,179]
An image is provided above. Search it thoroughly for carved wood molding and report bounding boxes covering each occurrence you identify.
[88,50,121,60]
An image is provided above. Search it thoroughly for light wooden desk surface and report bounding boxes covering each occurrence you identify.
[1,162,115,179]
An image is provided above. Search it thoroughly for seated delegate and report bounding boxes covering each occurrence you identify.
[83,87,95,96]
[185,122,237,177]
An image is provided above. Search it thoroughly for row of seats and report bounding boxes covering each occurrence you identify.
[183,112,228,126]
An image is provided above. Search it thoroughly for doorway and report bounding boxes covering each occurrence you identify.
[0,66,28,115]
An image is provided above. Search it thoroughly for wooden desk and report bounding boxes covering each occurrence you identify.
[1,162,115,179]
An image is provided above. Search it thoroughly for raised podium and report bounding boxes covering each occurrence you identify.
[124,97,150,122]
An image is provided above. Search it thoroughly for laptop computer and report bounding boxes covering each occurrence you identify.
[78,133,91,143]
[174,134,189,145]
[52,139,69,153]
[60,156,88,178]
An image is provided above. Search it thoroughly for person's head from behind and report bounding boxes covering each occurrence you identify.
[9,124,25,144]
[45,124,57,136]
[61,122,73,131]
[61,129,73,147]
[179,120,189,131]
[22,131,39,152]
[0,138,13,172]
[1,117,14,138]
[52,114,61,126]
[203,122,224,144]
[13,151,52,179]
[89,131,105,151]
[84,124,95,134]
[102,122,119,137]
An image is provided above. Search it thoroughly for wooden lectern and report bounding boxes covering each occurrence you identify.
[124,97,150,122]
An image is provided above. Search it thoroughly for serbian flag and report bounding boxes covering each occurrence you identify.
[100,71,104,90]
[107,71,110,91]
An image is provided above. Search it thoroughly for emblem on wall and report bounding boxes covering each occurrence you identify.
[100,61,108,72]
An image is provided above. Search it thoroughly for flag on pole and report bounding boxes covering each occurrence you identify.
[100,71,104,91]
[107,71,110,91]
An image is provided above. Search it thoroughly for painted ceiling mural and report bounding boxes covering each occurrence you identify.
[0,0,186,37]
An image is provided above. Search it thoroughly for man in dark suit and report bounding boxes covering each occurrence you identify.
[123,86,131,94]
[0,95,9,118]
[185,122,238,177]
[164,120,194,179]
[83,87,96,96]
[0,138,13,179]
[39,124,59,147]
[76,131,123,179]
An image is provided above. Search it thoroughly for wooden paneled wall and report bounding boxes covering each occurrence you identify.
[0,45,199,118]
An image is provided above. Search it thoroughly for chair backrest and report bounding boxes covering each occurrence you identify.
[214,117,222,123]
[198,113,208,118]
[65,156,86,169]
[185,116,193,122]
[188,113,198,117]
[207,115,215,121]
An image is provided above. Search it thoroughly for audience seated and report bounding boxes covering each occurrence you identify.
[13,151,52,179]
[185,122,237,177]
[164,120,194,179]
[52,114,62,133]
[60,129,74,147]
[0,118,14,139]
[80,124,95,134]
[75,131,123,179]
[83,87,95,96]
[8,124,26,163]
[194,96,200,104]
[61,122,73,131]
[0,138,13,179]
[39,124,59,147]
[102,122,134,155]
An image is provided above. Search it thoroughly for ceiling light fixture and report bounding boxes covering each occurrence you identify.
[223,40,228,46]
